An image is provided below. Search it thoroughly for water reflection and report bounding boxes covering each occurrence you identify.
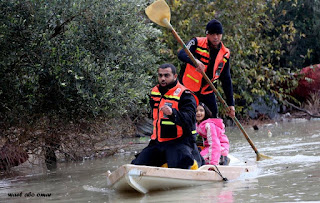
[103,180,258,203]
[0,120,320,202]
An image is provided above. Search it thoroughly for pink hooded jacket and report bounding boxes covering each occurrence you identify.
[196,118,230,165]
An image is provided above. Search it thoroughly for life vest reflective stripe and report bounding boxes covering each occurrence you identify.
[150,82,198,142]
[151,91,161,96]
[195,47,209,65]
[186,74,200,83]
[161,120,175,125]
[182,37,230,94]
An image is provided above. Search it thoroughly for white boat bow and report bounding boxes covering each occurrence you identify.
[106,156,257,194]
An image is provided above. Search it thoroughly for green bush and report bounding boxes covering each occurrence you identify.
[0,0,164,124]
[268,0,320,69]
[160,0,316,118]
[1,0,319,124]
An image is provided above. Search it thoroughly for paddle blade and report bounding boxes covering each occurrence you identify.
[145,0,171,28]
[256,153,272,161]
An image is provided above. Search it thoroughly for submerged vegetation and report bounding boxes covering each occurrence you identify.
[0,0,319,170]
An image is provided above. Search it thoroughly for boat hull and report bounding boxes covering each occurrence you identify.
[106,161,257,194]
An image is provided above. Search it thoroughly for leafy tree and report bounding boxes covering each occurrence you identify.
[1,0,318,124]
[267,0,320,69]
[0,0,164,124]
[160,0,303,118]
[0,0,166,168]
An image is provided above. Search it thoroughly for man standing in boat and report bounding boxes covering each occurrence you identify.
[178,19,235,118]
[132,63,204,169]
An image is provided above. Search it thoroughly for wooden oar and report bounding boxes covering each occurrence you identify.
[145,0,272,161]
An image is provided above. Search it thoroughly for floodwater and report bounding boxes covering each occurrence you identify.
[1,119,320,203]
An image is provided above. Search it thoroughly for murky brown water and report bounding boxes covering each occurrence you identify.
[1,119,320,202]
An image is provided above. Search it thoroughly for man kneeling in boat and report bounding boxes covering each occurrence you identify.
[131,63,204,169]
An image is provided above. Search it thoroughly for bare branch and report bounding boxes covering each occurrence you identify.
[284,100,320,118]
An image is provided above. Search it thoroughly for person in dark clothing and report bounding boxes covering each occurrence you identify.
[131,63,204,169]
[178,19,235,118]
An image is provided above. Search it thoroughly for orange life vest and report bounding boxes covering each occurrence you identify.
[150,82,198,142]
[182,37,230,95]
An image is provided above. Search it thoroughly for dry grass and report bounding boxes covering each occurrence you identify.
[1,116,137,171]
[303,92,320,116]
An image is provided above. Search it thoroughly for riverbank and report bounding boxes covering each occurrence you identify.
[1,108,319,173]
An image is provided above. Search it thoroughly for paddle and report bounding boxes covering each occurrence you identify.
[145,0,271,161]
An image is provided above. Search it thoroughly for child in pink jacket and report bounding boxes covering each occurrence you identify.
[196,102,230,165]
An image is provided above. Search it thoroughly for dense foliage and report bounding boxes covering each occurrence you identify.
[269,0,320,69]
[1,0,319,123]
[163,0,319,118]
[0,0,163,124]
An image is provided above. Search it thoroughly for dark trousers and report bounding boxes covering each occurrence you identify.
[132,136,204,169]
[196,92,218,118]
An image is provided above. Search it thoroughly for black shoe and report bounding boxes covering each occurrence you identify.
[219,155,230,165]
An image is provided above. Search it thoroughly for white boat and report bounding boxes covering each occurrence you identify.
[106,155,257,194]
